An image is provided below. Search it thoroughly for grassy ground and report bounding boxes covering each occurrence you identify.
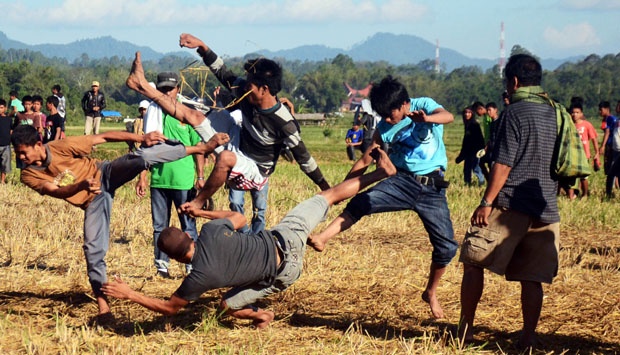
[0,120,619,354]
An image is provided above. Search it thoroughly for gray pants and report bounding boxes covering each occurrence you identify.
[83,142,187,296]
[223,195,329,309]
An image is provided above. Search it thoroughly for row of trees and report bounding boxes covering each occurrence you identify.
[1,46,619,125]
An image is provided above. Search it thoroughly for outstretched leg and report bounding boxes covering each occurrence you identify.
[127,52,206,127]
[308,148,396,251]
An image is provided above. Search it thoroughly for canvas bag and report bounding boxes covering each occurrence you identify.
[511,86,592,182]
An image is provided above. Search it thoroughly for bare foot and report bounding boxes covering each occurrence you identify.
[373,148,397,176]
[422,290,444,319]
[126,52,150,94]
[252,310,274,329]
[307,235,326,252]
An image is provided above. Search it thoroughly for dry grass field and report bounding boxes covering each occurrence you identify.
[0,123,619,354]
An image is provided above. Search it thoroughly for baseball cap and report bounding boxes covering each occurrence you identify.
[156,72,180,89]
[139,100,150,110]
[92,81,100,87]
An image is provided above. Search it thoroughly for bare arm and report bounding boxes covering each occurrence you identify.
[135,171,148,198]
[345,131,383,180]
[102,276,188,316]
[600,128,609,154]
[183,208,247,230]
[408,107,454,124]
[193,148,206,190]
[179,33,210,53]
[471,162,511,226]
[90,130,166,147]
[40,178,100,199]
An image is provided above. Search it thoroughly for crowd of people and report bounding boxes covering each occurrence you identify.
[2,36,617,350]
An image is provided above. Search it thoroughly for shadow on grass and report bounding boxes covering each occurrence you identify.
[0,290,92,308]
[288,311,619,354]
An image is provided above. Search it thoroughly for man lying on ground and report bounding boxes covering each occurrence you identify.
[102,147,395,329]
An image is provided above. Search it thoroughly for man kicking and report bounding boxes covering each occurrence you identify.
[11,124,228,322]
[102,147,395,328]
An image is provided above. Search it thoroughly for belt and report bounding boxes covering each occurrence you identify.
[399,169,450,189]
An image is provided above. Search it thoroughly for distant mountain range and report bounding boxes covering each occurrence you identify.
[0,31,581,71]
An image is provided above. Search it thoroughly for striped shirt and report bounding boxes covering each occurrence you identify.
[493,100,559,223]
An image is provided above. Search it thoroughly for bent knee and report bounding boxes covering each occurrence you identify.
[216,150,237,167]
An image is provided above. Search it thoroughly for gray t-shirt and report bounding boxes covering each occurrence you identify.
[493,99,559,223]
[174,219,277,301]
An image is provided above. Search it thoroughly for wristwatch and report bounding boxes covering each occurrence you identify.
[479,198,492,207]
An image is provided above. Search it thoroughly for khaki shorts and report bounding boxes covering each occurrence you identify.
[459,208,560,284]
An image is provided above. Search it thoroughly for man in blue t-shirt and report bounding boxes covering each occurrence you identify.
[345,122,364,160]
[598,101,618,175]
[308,75,457,320]
[101,147,397,329]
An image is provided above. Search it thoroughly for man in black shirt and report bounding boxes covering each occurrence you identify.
[44,96,62,143]
[102,147,396,328]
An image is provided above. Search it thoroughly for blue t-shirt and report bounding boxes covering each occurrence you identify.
[345,128,363,144]
[377,97,447,175]
[605,115,618,146]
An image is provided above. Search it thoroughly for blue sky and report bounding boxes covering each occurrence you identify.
[2,0,620,62]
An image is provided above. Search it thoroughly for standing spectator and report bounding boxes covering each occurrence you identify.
[455,107,485,186]
[485,102,501,165]
[31,95,46,138]
[13,95,34,128]
[81,81,106,135]
[570,102,598,198]
[127,100,148,152]
[0,99,11,183]
[8,91,24,118]
[344,122,364,161]
[459,54,560,349]
[598,101,618,194]
[472,101,492,179]
[12,95,35,170]
[51,85,66,138]
[43,96,62,143]
[136,72,205,278]
[308,75,457,320]
[355,99,380,154]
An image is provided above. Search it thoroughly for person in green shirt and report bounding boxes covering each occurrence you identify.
[136,72,205,278]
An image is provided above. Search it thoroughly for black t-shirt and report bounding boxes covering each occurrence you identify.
[44,113,62,143]
[174,219,278,301]
[0,115,11,146]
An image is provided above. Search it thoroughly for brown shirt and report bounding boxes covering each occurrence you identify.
[21,136,102,209]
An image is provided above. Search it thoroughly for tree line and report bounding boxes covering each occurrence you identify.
[0,45,618,124]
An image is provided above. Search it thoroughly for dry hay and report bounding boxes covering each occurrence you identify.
[0,172,619,354]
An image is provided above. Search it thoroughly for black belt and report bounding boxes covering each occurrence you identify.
[398,169,450,189]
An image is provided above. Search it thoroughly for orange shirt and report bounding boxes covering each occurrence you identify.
[575,120,597,159]
[21,136,102,209]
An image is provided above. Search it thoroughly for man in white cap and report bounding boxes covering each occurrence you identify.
[136,72,205,278]
[81,81,106,135]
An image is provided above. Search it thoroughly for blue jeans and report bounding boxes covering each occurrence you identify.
[150,187,198,271]
[464,156,485,186]
[228,182,269,233]
[344,172,457,266]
